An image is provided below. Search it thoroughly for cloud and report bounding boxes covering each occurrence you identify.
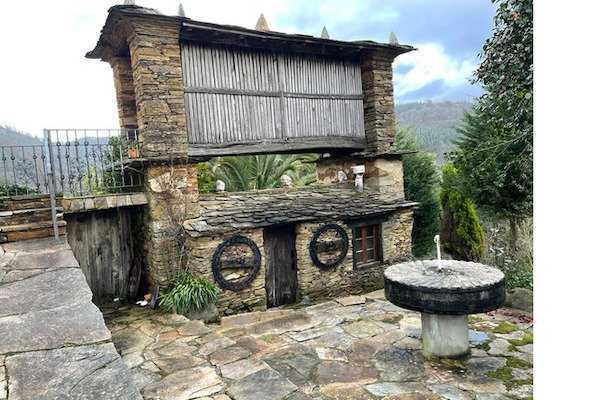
[393,43,478,102]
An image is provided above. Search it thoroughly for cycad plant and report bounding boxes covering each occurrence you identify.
[159,272,220,316]
[210,154,315,191]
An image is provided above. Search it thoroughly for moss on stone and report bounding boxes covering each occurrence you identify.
[508,332,533,347]
[381,314,403,324]
[487,365,512,383]
[475,341,491,351]
[487,362,532,390]
[492,320,518,334]
[361,277,384,293]
[506,356,533,370]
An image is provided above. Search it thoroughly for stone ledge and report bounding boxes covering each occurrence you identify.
[61,192,148,213]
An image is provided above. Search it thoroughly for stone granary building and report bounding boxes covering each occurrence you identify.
[87,3,418,315]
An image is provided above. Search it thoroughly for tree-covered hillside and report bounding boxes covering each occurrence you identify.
[395,101,471,164]
[0,125,43,147]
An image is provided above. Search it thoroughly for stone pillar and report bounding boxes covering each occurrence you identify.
[421,313,470,358]
[109,56,138,131]
[128,20,188,159]
[361,51,398,153]
[144,163,200,288]
[124,19,195,289]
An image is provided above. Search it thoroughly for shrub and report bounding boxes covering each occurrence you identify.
[159,272,220,315]
[440,164,485,261]
[396,128,441,257]
[197,162,217,194]
[481,217,533,290]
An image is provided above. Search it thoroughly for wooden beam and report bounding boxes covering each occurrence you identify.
[188,136,366,157]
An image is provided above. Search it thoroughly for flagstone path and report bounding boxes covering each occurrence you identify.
[103,292,533,400]
[0,237,141,400]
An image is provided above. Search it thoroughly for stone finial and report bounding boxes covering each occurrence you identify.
[216,180,225,192]
[177,3,185,17]
[255,14,269,31]
[321,26,330,39]
[280,174,293,187]
[123,0,135,5]
[389,31,399,45]
[337,170,347,182]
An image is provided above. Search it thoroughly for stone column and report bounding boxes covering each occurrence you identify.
[125,19,195,289]
[128,19,188,159]
[361,51,398,153]
[144,164,200,288]
[109,56,138,131]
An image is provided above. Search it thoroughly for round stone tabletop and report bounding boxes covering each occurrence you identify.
[384,260,505,315]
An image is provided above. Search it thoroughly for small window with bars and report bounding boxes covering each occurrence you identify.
[352,224,382,267]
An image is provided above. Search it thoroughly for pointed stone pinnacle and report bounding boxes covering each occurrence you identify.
[123,0,135,5]
[389,31,399,45]
[178,3,185,17]
[321,26,330,39]
[255,14,269,31]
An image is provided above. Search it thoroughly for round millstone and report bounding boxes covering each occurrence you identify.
[384,260,505,315]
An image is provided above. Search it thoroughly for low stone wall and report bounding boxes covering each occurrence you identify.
[61,192,148,213]
[185,209,413,315]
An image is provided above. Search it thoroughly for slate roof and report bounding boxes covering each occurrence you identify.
[184,185,418,237]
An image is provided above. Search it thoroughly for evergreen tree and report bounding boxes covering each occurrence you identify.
[396,128,441,257]
[440,164,485,261]
[452,0,533,255]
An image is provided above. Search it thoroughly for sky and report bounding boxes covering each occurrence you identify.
[0,0,496,136]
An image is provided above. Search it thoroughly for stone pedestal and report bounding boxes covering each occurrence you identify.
[384,260,505,359]
[421,313,469,358]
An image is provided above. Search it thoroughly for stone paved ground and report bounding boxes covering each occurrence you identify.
[103,292,533,400]
[0,237,141,400]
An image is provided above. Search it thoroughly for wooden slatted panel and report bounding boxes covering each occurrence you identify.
[181,42,364,147]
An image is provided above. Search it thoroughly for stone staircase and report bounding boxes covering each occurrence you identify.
[0,194,66,243]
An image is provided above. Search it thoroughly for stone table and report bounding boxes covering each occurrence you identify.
[384,260,505,358]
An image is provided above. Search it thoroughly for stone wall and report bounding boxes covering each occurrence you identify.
[361,51,398,153]
[143,163,201,288]
[127,18,188,158]
[110,56,137,131]
[184,208,413,315]
[186,228,267,315]
[316,157,405,197]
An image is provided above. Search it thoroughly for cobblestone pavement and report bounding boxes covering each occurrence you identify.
[102,291,533,400]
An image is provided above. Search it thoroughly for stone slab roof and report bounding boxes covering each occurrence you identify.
[87,5,415,61]
[184,185,418,237]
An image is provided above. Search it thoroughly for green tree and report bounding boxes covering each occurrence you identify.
[396,128,441,257]
[210,154,316,191]
[452,0,533,256]
[440,164,485,261]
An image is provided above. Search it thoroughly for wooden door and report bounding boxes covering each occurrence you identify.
[264,224,298,308]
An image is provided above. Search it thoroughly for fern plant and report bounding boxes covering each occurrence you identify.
[159,272,220,315]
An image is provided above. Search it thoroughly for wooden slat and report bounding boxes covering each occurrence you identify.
[182,42,365,148]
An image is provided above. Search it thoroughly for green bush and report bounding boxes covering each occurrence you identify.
[482,217,533,290]
[440,164,485,261]
[159,272,220,315]
[396,128,441,257]
[196,162,217,194]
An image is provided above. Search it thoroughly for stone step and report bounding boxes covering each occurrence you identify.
[0,194,62,211]
[0,207,64,227]
[0,220,67,243]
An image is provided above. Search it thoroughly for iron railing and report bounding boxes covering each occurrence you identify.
[0,129,144,197]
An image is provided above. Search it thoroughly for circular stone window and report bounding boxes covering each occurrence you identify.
[212,235,262,291]
[309,223,349,270]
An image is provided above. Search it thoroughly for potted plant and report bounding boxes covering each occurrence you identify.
[159,272,220,322]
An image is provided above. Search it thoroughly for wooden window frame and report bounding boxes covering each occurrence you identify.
[350,221,384,269]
